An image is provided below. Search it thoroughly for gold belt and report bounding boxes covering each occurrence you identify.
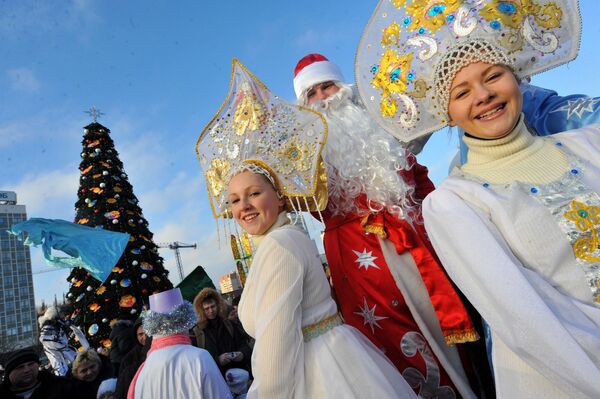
[302,313,343,342]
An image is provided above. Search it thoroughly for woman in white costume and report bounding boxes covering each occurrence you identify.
[197,60,417,399]
[354,1,600,398]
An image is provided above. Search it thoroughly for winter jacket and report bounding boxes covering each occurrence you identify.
[108,320,135,364]
[0,369,73,399]
[114,318,151,399]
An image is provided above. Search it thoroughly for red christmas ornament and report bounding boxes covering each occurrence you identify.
[141,289,148,295]
[94,209,100,213]
[104,298,110,302]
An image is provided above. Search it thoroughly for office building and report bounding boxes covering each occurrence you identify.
[0,191,37,350]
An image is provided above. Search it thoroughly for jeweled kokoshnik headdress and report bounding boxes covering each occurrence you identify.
[196,59,328,235]
[355,0,581,142]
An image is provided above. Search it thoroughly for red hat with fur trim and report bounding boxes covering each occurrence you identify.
[293,53,344,99]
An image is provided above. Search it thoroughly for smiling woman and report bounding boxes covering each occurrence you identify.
[448,63,522,140]
[228,169,285,236]
[355,0,600,398]
[197,59,418,398]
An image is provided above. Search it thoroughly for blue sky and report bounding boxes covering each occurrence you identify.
[2,0,600,306]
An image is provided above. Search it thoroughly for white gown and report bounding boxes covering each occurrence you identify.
[238,215,417,399]
[423,126,600,398]
[134,344,232,399]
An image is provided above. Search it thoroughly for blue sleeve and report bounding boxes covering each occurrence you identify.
[520,82,600,135]
[459,82,600,164]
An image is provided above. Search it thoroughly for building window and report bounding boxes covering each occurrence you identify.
[6,327,18,336]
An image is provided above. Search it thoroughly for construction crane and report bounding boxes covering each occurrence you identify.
[156,242,197,282]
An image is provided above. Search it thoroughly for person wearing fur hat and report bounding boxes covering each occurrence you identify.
[38,306,77,377]
[0,348,73,399]
[127,288,231,399]
[192,288,252,377]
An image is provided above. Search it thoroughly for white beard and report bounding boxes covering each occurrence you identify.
[310,84,415,217]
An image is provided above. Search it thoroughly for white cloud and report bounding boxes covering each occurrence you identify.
[6,169,79,219]
[7,68,40,93]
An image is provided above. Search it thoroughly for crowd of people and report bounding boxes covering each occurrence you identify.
[1,287,252,399]
[3,0,600,398]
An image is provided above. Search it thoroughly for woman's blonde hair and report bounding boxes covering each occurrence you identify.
[72,349,101,372]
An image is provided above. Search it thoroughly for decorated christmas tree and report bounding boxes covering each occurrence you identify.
[66,114,173,349]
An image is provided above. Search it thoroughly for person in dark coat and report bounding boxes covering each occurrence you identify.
[108,320,135,375]
[192,288,252,376]
[114,318,151,399]
[69,349,114,399]
[0,348,72,399]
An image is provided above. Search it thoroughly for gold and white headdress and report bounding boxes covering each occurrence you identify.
[196,59,328,224]
[355,0,581,141]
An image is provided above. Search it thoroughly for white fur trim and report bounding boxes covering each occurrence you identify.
[293,60,344,99]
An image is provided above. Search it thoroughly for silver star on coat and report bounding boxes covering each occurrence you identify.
[354,297,388,334]
[352,249,380,271]
[550,97,600,119]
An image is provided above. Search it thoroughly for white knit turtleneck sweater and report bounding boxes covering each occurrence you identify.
[460,114,569,184]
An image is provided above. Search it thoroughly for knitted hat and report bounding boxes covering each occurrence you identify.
[3,348,39,378]
[293,53,344,99]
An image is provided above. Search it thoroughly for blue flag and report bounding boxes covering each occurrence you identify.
[8,218,130,283]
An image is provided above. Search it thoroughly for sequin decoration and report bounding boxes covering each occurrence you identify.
[233,81,266,136]
[480,0,562,30]
[382,22,401,46]
[206,158,231,197]
[371,50,414,119]
[302,314,343,342]
[405,0,460,33]
[391,0,407,9]
[279,140,313,175]
[527,154,600,304]
[564,200,600,263]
